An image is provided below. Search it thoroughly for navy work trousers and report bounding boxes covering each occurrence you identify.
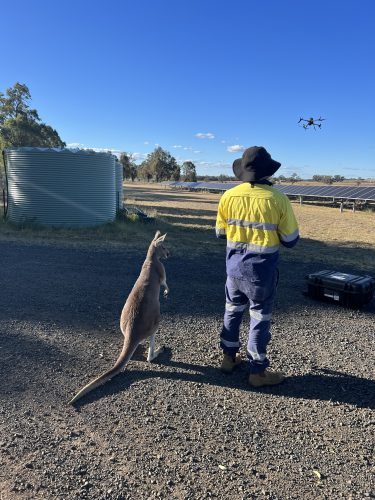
[220,273,277,374]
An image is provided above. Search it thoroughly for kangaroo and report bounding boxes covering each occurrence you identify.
[69,230,170,404]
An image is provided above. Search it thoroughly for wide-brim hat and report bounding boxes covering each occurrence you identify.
[233,146,281,182]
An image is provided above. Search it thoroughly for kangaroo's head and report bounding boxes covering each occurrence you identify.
[152,230,170,259]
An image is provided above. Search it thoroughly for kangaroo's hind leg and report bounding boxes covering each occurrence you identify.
[147,331,165,362]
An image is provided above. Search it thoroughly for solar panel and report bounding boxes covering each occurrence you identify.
[357,187,375,199]
[274,185,288,193]
[333,187,356,197]
[277,185,299,195]
[353,188,375,201]
[306,186,327,195]
[347,188,364,198]
[320,187,337,196]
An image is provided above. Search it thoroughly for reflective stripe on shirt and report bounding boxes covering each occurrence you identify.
[227,240,280,254]
[279,228,299,242]
[216,228,226,237]
[227,219,278,231]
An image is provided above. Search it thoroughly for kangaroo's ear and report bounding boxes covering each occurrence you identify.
[153,230,162,240]
[154,233,167,246]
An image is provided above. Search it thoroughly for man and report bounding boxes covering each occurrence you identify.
[216,146,299,387]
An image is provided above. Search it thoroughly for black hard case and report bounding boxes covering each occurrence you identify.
[305,270,375,308]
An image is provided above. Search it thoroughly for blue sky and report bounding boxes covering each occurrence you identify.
[2,0,374,178]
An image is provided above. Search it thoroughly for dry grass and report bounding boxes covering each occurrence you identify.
[0,182,374,269]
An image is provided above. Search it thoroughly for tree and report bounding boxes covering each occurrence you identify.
[333,175,345,183]
[0,83,40,124]
[129,165,137,182]
[218,174,231,182]
[137,160,153,182]
[0,82,65,152]
[181,161,197,182]
[140,147,180,182]
[171,167,180,181]
[289,172,300,184]
[312,174,341,184]
[1,115,65,148]
[119,152,137,180]
[324,176,334,185]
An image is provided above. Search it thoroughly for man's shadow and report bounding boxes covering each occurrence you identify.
[72,348,375,410]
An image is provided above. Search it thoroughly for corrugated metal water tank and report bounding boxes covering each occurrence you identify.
[115,159,123,212]
[5,148,116,227]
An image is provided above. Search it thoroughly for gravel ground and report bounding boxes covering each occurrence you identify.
[0,238,374,500]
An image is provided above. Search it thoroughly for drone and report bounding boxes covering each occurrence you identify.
[298,116,325,130]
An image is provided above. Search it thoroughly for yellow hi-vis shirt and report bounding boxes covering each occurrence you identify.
[216,183,299,253]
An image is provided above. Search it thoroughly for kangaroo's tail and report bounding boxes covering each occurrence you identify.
[69,342,137,405]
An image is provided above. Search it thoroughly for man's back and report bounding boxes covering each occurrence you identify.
[216,182,299,257]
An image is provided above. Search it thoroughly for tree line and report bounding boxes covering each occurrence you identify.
[119,150,197,183]
[273,174,349,184]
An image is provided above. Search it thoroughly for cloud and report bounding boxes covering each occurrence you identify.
[197,160,232,170]
[195,132,215,140]
[66,143,120,154]
[93,147,120,154]
[193,150,201,154]
[173,145,193,151]
[227,144,245,153]
[144,141,149,145]
[132,152,148,161]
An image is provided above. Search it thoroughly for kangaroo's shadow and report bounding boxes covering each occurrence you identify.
[72,348,375,410]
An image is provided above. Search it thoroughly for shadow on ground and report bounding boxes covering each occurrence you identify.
[0,325,75,396]
[72,349,375,410]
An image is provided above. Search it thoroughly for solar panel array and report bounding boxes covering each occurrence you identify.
[162,181,375,201]
[275,184,375,201]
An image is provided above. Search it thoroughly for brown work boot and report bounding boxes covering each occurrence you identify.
[220,353,242,373]
[248,370,285,387]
